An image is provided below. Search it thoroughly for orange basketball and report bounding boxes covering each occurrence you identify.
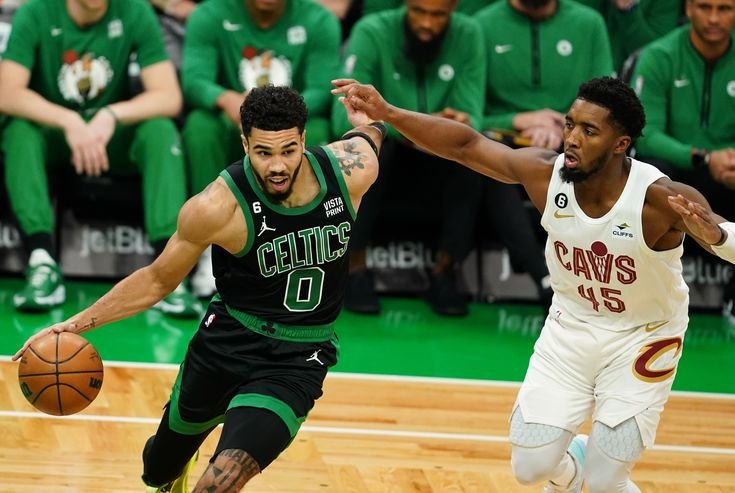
[17,331,104,416]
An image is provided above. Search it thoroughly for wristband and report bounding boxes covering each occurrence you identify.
[367,121,388,140]
[341,121,386,156]
[711,222,735,264]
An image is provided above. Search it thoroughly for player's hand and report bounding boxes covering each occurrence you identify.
[521,125,563,150]
[88,107,116,146]
[12,323,73,361]
[668,194,723,245]
[340,92,372,128]
[437,107,471,126]
[512,109,565,133]
[708,149,733,180]
[331,79,391,122]
[708,149,735,188]
[63,113,109,176]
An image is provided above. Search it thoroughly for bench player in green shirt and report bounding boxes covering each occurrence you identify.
[0,0,198,316]
[330,0,485,316]
[631,0,735,323]
[181,0,342,298]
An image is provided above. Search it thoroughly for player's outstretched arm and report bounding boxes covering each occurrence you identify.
[11,179,240,360]
[11,232,205,360]
[331,78,552,187]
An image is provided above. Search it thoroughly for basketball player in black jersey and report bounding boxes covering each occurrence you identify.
[13,85,386,493]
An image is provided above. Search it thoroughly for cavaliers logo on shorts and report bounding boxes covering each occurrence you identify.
[632,337,682,383]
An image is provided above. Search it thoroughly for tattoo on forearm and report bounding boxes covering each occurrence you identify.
[193,449,260,493]
[332,141,367,177]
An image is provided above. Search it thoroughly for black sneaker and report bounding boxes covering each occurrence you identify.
[427,271,468,317]
[344,271,381,314]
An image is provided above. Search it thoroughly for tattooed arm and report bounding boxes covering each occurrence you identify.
[324,87,384,210]
[192,449,261,493]
[326,136,380,212]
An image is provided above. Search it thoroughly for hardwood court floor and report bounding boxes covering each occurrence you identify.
[1,280,734,492]
[1,361,734,493]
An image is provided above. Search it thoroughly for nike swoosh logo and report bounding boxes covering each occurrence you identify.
[554,211,575,219]
[673,79,689,88]
[222,20,242,31]
[51,28,62,36]
[494,44,513,54]
[645,321,668,332]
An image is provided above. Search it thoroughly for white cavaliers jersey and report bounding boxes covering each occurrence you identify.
[540,155,689,332]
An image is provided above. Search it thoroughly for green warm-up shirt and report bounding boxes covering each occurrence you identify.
[3,0,167,114]
[476,0,613,131]
[182,0,340,117]
[576,0,681,69]
[362,0,496,16]
[632,26,735,168]
[331,7,486,137]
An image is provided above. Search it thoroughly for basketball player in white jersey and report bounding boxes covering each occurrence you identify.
[331,76,735,493]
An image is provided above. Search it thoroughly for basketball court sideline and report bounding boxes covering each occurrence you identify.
[1,280,734,491]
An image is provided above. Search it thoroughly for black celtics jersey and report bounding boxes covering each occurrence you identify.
[213,146,356,327]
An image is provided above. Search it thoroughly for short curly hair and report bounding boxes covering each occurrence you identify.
[576,77,645,141]
[240,85,308,136]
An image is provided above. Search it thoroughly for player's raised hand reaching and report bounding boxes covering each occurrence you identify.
[668,194,725,245]
[332,79,391,122]
[337,86,372,128]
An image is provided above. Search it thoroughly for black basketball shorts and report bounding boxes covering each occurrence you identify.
[165,301,339,466]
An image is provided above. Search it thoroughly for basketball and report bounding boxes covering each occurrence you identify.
[17,331,104,416]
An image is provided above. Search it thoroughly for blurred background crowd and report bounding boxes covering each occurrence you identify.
[0,0,732,323]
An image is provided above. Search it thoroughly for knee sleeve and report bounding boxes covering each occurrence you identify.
[591,418,644,462]
[584,418,644,493]
[510,406,566,447]
[509,408,573,485]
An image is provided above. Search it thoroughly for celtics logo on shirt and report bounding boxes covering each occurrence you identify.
[58,50,113,105]
[239,46,292,91]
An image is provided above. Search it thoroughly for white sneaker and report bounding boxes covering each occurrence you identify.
[14,249,66,312]
[542,434,587,493]
[153,283,200,318]
[191,246,216,298]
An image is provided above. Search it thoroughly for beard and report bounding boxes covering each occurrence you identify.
[558,153,607,183]
[255,160,302,202]
[518,0,553,8]
[403,17,448,64]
